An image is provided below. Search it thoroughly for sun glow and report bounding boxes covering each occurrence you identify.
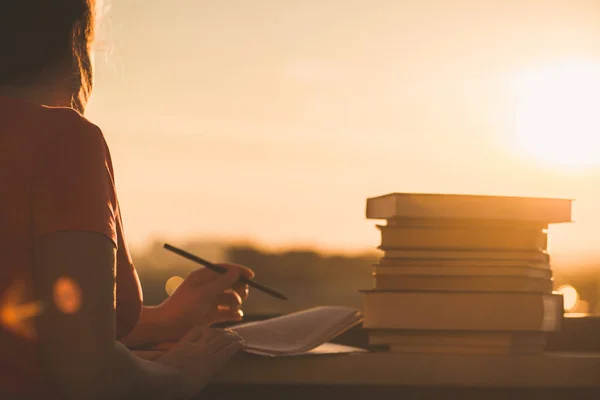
[556,285,579,312]
[512,60,600,169]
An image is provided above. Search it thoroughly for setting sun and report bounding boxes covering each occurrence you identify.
[512,60,600,169]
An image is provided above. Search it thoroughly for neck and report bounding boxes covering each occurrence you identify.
[0,81,74,109]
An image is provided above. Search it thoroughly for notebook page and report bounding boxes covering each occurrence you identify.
[231,306,362,354]
[245,342,367,357]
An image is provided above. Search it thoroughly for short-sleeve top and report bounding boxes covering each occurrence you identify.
[0,96,143,397]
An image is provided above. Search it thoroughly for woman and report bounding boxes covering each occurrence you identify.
[0,1,253,399]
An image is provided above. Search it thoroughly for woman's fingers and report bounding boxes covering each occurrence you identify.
[196,328,244,355]
[205,331,245,368]
[184,264,252,303]
[132,350,163,361]
[217,263,255,280]
[179,325,208,343]
[205,268,240,295]
[214,339,245,363]
[171,328,243,357]
[157,327,245,398]
[222,264,251,300]
[187,267,220,285]
[217,290,243,309]
[232,282,250,301]
[199,327,230,346]
[188,263,253,284]
[212,290,244,325]
[187,263,250,286]
[209,307,244,325]
[173,329,245,396]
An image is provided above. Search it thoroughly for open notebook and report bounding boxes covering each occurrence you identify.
[229,306,365,356]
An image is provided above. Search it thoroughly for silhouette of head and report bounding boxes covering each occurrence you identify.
[0,1,97,112]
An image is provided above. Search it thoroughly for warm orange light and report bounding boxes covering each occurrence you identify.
[512,59,600,169]
[0,280,43,339]
[165,276,184,296]
[53,277,82,314]
[556,285,579,312]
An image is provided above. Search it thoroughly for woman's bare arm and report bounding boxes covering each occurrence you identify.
[119,305,179,349]
[33,231,181,400]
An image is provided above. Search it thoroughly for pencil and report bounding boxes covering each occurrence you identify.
[163,243,288,301]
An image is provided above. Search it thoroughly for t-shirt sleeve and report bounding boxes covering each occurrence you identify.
[31,116,117,245]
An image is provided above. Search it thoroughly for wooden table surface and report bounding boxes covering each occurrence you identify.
[212,351,600,388]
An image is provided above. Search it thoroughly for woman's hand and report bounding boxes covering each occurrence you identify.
[157,264,255,341]
[155,326,245,399]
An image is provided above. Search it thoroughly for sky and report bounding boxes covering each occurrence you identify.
[85,0,600,266]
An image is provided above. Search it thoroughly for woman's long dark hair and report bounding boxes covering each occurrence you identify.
[0,0,96,112]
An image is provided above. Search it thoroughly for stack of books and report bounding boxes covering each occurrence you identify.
[362,193,572,354]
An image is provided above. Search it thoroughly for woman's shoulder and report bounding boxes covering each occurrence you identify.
[37,107,112,169]
[0,96,106,147]
[42,105,104,141]
[1,96,99,131]
[0,97,110,171]
[21,108,111,171]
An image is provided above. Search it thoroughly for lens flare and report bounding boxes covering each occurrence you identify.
[0,280,43,339]
[165,276,184,296]
[53,277,82,314]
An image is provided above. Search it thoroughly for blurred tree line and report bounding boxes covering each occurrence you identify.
[131,240,379,316]
[130,239,600,316]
